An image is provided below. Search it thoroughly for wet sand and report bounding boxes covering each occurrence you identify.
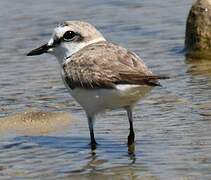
[0,110,72,135]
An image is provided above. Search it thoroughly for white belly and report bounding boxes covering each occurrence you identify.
[61,69,153,116]
[68,84,153,117]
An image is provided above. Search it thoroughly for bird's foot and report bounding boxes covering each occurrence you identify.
[127,131,135,155]
[127,131,135,146]
[89,140,98,150]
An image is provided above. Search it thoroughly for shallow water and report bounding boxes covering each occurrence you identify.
[0,0,211,179]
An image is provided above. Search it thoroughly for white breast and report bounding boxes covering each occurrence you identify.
[68,84,153,117]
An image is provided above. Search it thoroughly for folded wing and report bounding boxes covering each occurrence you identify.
[63,41,168,89]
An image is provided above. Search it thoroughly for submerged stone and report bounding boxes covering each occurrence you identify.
[185,0,211,58]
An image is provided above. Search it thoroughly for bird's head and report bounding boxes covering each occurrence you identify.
[27,21,106,63]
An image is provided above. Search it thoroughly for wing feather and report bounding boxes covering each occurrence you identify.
[63,41,168,89]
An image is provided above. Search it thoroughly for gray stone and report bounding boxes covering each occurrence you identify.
[185,0,211,58]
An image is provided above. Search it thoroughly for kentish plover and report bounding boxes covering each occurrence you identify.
[27,21,167,148]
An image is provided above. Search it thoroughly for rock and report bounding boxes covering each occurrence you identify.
[0,110,72,135]
[185,0,211,58]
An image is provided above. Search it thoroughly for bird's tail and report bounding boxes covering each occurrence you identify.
[144,75,169,86]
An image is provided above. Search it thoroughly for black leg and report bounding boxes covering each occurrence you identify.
[87,115,97,149]
[126,107,135,146]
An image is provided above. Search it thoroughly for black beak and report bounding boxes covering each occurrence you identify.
[27,43,51,56]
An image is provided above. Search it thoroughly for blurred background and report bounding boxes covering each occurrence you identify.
[0,0,211,179]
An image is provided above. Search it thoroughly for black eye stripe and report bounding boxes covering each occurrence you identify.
[53,37,61,46]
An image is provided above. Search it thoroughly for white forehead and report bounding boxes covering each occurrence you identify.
[53,26,70,39]
[47,25,75,46]
[47,26,68,46]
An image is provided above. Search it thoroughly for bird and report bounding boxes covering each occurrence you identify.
[27,21,167,149]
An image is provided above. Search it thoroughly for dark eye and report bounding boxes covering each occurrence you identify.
[63,31,76,41]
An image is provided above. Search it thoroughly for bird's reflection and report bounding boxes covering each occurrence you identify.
[128,142,136,163]
[9,135,157,179]
[90,143,97,151]
[89,140,136,163]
